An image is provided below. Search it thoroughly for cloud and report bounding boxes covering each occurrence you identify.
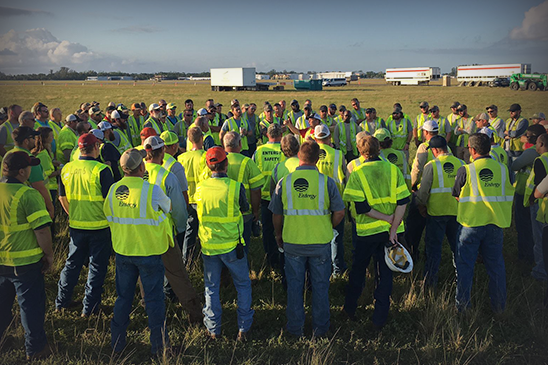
[0,28,147,74]
[510,0,548,41]
[112,26,161,33]
[0,6,51,17]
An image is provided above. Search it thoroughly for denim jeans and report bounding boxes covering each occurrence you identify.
[182,204,199,265]
[530,203,547,280]
[455,225,506,312]
[111,254,168,354]
[202,248,254,335]
[344,232,393,327]
[332,214,347,275]
[514,193,534,262]
[0,262,47,357]
[56,228,112,315]
[424,215,459,287]
[405,196,426,261]
[243,217,252,255]
[284,244,331,336]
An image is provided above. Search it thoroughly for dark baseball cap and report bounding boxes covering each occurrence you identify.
[12,126,40,143]
[329,103,337,109]
[450,101,460,109]
[366,107,376,113]
[426,135,447,149]
[290,99,299,105]
[508,103,521,112]
[486,104,498,111]
[3,151,40,171]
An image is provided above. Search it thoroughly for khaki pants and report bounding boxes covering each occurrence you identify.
[140,244,202,323]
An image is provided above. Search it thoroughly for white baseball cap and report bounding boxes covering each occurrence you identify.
[111,110,120,119]
[143,136,165,151]
[197,108,209,116]
[148,103,161,112]
[90,129,104,141]
[97,121,112,131]
[478,127,494,138]
[422,120,439,132]
[314,124,331,139]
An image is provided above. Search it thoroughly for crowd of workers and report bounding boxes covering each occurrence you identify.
[0,97,547,359]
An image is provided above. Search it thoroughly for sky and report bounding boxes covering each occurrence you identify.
[0,0,547,75]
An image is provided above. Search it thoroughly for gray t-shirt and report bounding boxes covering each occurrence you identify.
[246,114,258,145]
[269,165,345,255]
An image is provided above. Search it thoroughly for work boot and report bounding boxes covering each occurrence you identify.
[26,344,52,361]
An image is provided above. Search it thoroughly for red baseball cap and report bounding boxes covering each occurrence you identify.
[78,133,99,148]
[206,146,227,165]
[140,127,157,139]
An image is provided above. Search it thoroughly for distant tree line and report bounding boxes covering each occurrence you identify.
[0,67,211,81]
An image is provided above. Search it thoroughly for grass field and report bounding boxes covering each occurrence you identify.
[0,80,547,364]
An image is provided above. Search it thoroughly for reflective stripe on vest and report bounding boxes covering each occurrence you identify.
[283,175,330,216]
[107,181,168,226]
[459,163,513,203]
[337,122,357,153]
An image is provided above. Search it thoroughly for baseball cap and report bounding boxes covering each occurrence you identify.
[450,101,460,109]
[429,105,439,112]
[365,107,376,113]
[148,103,161,112]
[373,128,391,141]
[422,120,439,132]
[88,106,102,115]
[140,127,157,139]
[107,102,116,108]
[530,112,546,120]
[78,133,99,148]
[31,102,47,114]
[111,110,120,119]
[230,99,239,106]
[214,103,223,107]
[309,113,321,120]
[486,104,498,111]
[427,135,447,149]
[290,99,298,105]
[314,124,330,140]
[419,101,429,108]
[66,114,78,123]
[197,108,209,116]
[303,105,312,111]
[478,127,494,139]
[166,102,177,110]
[131,103,141,110]
[140,102,147,109]
[12,126,40,143]
[120,148,146,172]
[329,103,337,109]
[97,121,112,131]
[475,113,489,121]
[143,136,164,151]
[90,129,104,141]
[206,146,227,165]
[456,104,467,111]
[508,103,521,112]
[392,107,402,114]
[160,131,178,146]
[2,151,40,171]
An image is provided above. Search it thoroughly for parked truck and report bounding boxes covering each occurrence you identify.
[210,67,269,91]
[385,67,441,85]
[457,63,531,86]
[509,73,547,91]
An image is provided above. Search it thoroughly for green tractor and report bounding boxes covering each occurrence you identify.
[509,73,547,91]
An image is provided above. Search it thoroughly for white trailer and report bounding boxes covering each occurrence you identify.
[456,64,531,86]
[210,67,268,91]
[385,67,441,85]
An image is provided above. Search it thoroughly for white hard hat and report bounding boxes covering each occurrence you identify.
[384,242,413,273]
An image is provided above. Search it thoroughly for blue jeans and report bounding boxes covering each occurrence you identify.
[284,244,331,336]
[243,217,252,255]
[202,248,254,335]
[56,228,112,315]
[424,215,459,287]
[530,203,547,280]
[332,213,347,274]
[344,232,393,327]
[111,254,167,354]
[514,193,534,262]
[455,225,506,312]
[0,262,47,357]
[182,204,199,265]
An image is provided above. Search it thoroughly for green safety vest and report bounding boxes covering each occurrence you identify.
[515,145,535,195]
[317,143,345,194]
[456,117,475,148]
[195,177,244,255]
[490,145,508,165]
[178,149,206,204]
[48,120,63,141]
[524,152,548,208]
[281,169,333,244]
[415,113,430,142]
[56,125,78,164]
[144,162,169,193]
[272,156,300,186]
[426,154,464,216]
[0,182,51,266]
[35,149,57,191]
[162,153,177,174]
[226,117,249,151]
[337,122,358,156]
[104,176,173,256]
[447,113,461,145]
[348,156,366,174]
[432,117,449,137]
[127,115,144,147]
[254,143,283,200]
[259,117,282,144]
[506,117,529,152]
[388,119,409,150]
[288,110,303,125]
[343,160,410,237]
[114,130,132,155]
[360,118,383,135]
[380,148,411,190]
[351,107,366,121]
[144,117,165,135]
[85,118,98,130]
[322,116,335,127]
[226,153,263,215]
[166,116,179,131]
[62,159,110,230]
[457,157,514,228]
